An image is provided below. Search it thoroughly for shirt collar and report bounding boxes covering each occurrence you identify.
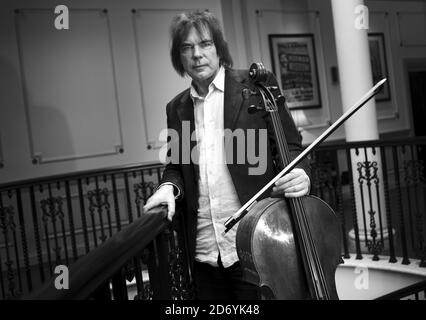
[190,66,225,100]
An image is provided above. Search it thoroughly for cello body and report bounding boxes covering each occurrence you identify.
[236,195,342,300]
[230,62,347,300]
[226,63,386,300]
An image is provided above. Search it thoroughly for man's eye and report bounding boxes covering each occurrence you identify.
[181,45,193,52]
[201,41,213,48]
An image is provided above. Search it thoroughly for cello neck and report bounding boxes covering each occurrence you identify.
[262,85,331,300]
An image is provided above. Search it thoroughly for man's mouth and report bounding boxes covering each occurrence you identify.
[193,65,207,70]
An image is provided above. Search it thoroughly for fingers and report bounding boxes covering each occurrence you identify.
[272,168,310,198]
[167,198,175,221]
[143,198,157,213]
[143,185,176,221]
[274,170,298,187]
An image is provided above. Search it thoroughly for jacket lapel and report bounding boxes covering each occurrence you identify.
[224,69,250,131]
[176,90,200,188]
[177,89,194,124]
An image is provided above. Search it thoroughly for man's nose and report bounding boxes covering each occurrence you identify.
[192,45,202,58]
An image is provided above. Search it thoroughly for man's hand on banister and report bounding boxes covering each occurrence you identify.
[143,184,176,221]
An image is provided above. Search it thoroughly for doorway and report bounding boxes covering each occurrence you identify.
[408,70,426,176]
[408,71,426,137]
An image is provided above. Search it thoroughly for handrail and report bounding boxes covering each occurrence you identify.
[23,206,169,300]
[375,279,426,300]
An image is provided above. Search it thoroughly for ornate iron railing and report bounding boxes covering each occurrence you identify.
[1,137,425,299]
[310,137,426,268]
[0,163,193,300]
[24,206,194,300]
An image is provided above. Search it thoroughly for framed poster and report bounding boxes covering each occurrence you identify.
[368,33,391,101]
[269,34,321,110]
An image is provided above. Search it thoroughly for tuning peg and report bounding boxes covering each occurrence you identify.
[242,88,258,100]
[247,104,263,114]
[276,95,286,105]
[249,62,268,82]
[267,86,279,91]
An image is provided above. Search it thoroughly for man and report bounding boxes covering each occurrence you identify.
[143,10,311,300]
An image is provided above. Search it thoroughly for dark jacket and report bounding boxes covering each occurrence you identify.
[159,68,311,268]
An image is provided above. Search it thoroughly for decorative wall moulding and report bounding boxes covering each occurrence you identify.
[14,8,124,165]
[31,145,124,165]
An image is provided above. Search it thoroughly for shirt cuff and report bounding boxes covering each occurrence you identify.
[156,182,181,200]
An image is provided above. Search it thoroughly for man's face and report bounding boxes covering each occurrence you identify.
[180,26,220,89]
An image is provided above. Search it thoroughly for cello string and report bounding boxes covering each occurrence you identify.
[266,87,329,299]
[271,110,328,299]
[258,83,327,298]
[270,109,324,297]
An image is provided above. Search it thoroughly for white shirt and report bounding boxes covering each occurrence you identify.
[190,66,241,268]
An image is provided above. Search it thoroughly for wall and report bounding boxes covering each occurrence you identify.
[0,0,222,183]
[1,0,425,184]
[227,0,426,147]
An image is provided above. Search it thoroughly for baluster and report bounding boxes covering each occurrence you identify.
[393,146,410,265]
[380,146,397,263]
[374,147,385,248]
[65,180,78,261]
[96,176,106,243]
[410,145,425,265]
[346,147,362,259]
[29,186,45,283]
[55,181,69,266]
[15,188,29,294]
[48,183,62,266]
[402,146,416,250]
[40,185,53,275]
[124,172,133,224]
[139,248,153,300]
[139,169,147,216]
[420,143,426,267]
[356,148,369,249]
[111,173,122,232]
[111,268,128,300]
[0,192,5,299]
[369,147,384,260]
[335,150,350,259]
[77,179,90,254]
[87,177,99,247]
[2,191,19,298]
[103,175,113,238]
[134,171,143,218]
[132,255,144,300]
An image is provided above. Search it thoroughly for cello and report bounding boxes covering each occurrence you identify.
[224,63,387,300]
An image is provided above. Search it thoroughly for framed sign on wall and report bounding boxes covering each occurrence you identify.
[269,33,321,110]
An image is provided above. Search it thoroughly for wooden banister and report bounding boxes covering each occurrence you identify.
[23,206,169,300]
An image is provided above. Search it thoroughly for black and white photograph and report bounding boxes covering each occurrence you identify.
[0,0,425,309]
[269,34,321,109]
[368,32,391,101]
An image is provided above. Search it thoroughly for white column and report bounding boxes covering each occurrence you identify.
[331,0,391,256]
